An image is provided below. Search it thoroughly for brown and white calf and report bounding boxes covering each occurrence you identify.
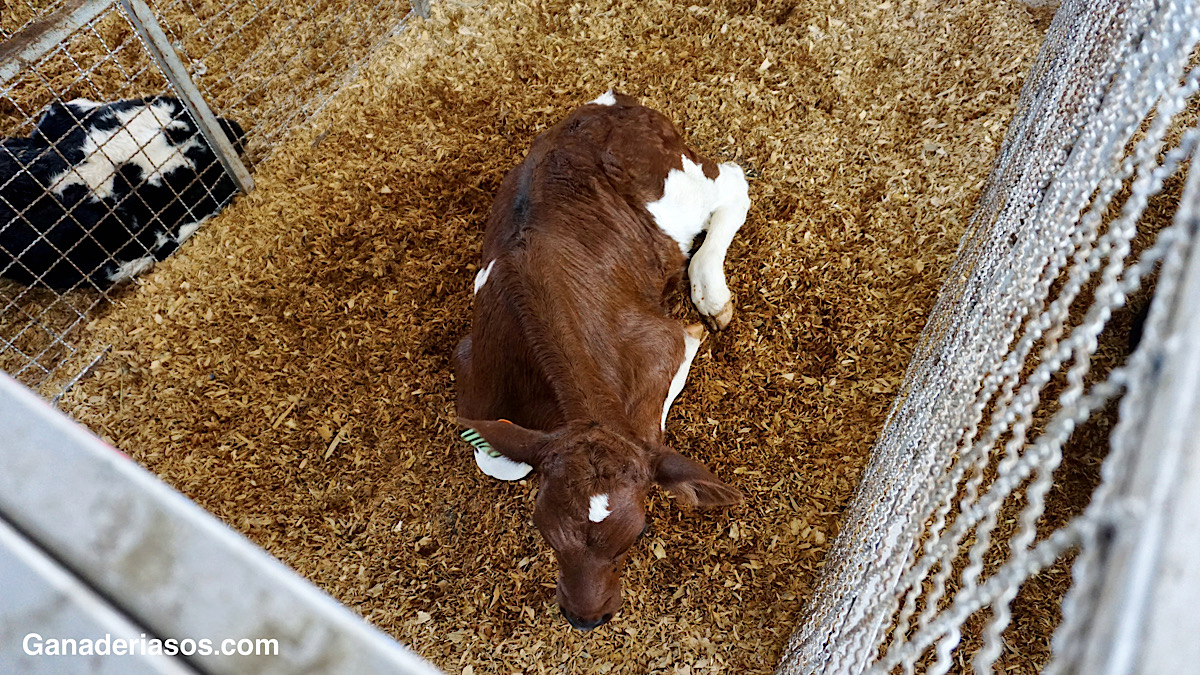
[454,91,749,631]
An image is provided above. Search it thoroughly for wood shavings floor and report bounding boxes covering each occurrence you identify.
[56,0,1087,671]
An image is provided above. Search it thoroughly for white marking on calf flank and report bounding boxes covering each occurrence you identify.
[473,259,496,294]
[51,99,200,200]
[662,328,703,430]
[589,90,617,106]
[588,494,612,523]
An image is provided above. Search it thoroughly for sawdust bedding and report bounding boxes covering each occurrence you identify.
[53,0,1092,671]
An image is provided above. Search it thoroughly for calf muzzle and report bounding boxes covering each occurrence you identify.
[560,606,614,631]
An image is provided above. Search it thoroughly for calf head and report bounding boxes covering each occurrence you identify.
[458,418,743,630]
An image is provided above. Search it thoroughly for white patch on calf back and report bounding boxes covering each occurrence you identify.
[473,259,496,295]
[473,447,532,481]
[67,98,102,110]
[51,99,200,200]
[646,156,721,254]
[589,90,617,106]
[588,494,611,523]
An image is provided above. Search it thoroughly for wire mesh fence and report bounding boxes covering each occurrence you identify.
[775,0,1200,671]
[1,1,215,392]
[1,0,413,395]
[1,1,73,39]
[147,0,414,163]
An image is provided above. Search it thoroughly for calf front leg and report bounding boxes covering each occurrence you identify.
[689,163,749,330]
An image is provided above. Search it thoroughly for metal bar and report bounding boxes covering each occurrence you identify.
[0,372,443,675]
[1075,141,1200,675]
[0,515,194,674]
[0,0,116,86]
[117,0,255,194]
[411,0,430,20]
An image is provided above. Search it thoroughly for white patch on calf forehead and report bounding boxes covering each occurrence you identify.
[50,99,200,200]
[589,90,617,106]
[473,259,496,294]
[588,494,611,523]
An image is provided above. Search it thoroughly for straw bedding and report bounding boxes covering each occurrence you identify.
[52,0,1145,671]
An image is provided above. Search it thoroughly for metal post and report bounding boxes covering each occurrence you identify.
[118,0,255,194]
[411,0,431,20]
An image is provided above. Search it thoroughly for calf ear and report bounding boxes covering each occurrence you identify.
[456,418,551,468]
[652,448,744,508]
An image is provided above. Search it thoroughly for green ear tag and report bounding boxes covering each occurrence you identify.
[460,428,502,458]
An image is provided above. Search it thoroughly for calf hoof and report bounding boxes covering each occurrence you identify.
[702,301,734,331]
[684,322,709,343]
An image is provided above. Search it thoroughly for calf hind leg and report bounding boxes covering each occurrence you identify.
[661,324,707,431]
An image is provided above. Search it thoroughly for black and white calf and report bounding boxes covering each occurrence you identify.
[0,96,245,289]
